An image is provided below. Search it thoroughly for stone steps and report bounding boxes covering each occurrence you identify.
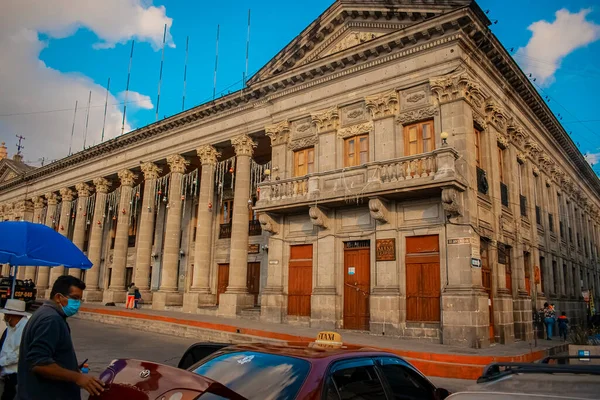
[239,306,261,320]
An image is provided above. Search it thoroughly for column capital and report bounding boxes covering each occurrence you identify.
[59,187,74,202]
[196,145,221,166]
[118,169,137,187]
[75,182,93,198]
[166,154,189,174]
[141,162,162,180]
[45,192,59,205]
[265,121,290,146]
[93,177,111,193]
[15,199,34,214]
[32,196,46,210]
[365,90,399,119]
[231,134,257,157]
[311,107,339,134]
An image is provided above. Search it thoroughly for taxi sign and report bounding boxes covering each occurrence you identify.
[314,331,343,348]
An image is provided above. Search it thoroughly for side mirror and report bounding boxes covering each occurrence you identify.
[435,388,450,400]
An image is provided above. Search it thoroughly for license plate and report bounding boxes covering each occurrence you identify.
[14,292,32,298]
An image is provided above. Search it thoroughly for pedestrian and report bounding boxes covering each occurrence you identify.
[558,311,569,342]
[17,275,104,400]
[134,288,142,309]
[126,282,137,309]
[0,299,30,400]
[542,302,556,340]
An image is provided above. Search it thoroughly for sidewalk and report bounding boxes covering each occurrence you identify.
[77,303,566,379]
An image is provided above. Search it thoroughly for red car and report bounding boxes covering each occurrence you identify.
[92,331,450,400]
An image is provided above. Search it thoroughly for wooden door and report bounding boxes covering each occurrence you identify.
[246,262,260,306]
[343,242,370,331]
[481,240,494,342]
[288,245,313,317]
[406,236,440,322]
[216,264,229,305]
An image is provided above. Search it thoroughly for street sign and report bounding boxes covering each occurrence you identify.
[471,258,481,268]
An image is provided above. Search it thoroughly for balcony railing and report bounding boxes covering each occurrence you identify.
[500,182,509,207]
[255,148,460,211]
[477,167,488,195]
[219,223,232,239]
[248,220,262,236]
[520,195,527,217]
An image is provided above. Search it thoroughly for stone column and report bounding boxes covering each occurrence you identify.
[49,188,74,286]
[30,197,46,283]
[184,146,220,312]
[69,183,92,278]
[16,200,34,280]
[258,213,285,323]
[218,134,257,317]
[135,162,161,303]
[153,155,189,309]
[85,178,110,302]
[38,192,58,296]
[104,169,137,303]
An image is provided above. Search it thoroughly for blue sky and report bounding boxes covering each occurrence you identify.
[1,0,599,171]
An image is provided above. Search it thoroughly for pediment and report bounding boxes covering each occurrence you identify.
[247,0,473,86]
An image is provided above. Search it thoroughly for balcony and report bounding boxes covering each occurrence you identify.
[255,148,464,212]
[500,183,509,207]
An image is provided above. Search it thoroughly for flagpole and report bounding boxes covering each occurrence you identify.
[121,40,135,135]
[156,24,167,121]
[213,25,220,101]
[83,90,92,150]
[68,100,78,156]
[182,36,189,112]
[101,78,110,142]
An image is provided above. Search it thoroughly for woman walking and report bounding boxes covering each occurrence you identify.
[125,282,137,309]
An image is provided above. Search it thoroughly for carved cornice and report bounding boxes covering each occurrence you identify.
[258,213,279,234]
[396,106,438,125]
[337,121,374,139]
[496,131,509,149]
[167,154,189,174]
[195,146,221,166]
[485,99,509,132]
[539,153,553,170]
[368,197,390,223]
[32,196,45,209]
[473,111,487,131]
[311,107,339,133]
[324,32,382,56]
[265,121,291,146]
[45,192,59,205]
[508,123,528,149]
[525,140,542,161]
[59,187,74,202]
[75,182,92,198]
[429,68,488,109]
[15,200,34,214]
[288,136,318,151]
[118,169,137,187]
[93,177,111,194]
[517,152,527,164]
[532,166,540,177]
[140,162,162,179]
[365,90,399,119]
[309,206,329,228]
[231,134,257,157]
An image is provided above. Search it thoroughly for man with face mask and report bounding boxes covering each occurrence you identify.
[0,299,29,400]
[17,275,104,400]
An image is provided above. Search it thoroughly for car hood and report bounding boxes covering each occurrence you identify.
[91,359,247,400]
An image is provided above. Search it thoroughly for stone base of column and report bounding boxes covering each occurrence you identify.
[36,288,48,300]
[513,292,533,341]
[83,289,104,303]
[68,269,81,279]
[182,291,215,313]
[138,290,154,305]
[48,267,65,287]
[152,291,183,310]
[260,290,285,324]
[369,290,401,336]
[441,286,490,348]
[102,289,126,305]
[493,292,515,344]
[310,288,337,329]
[217,292,255,317]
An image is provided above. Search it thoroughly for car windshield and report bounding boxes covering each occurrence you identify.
[0,279,24,286]
[192,351,310,400]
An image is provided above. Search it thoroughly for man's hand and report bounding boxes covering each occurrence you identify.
[75,374,105,396]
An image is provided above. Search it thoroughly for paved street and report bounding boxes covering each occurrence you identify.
[70,318,474,397]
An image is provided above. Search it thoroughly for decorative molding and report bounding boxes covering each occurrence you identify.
[473,112,487,131]
[324,31,382,56]
[311,107,339,133]
[118,169,137,187]
[517,152,527,164]
[231,134,257,157]
[525,140,542,160]
[140,162,163,179]
[545,177,552,188]
[265,120,290,146]
[32,196,45,209]
[337,121,374,139]
[485,99,509,132]
[532,166,540,177]
[496,132,509,149]
[75,182,92,198]
[93,177,111,194]
[508,123,528,149]
[441,187,462,217]
[396,106,438,125]
[365,90,399,119]
[368,197,390,223]
[288,135,318,151]
[258,213,279,234]
[45,192,59,205]
[406,93,425,103]
[59,187,74,202]
[167,154,189,174]
[539,154,553,170]
[15,200,33,214]
[429,68,488,109]
[309,206,329,228]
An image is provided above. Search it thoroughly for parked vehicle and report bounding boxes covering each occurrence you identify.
[0,277,37,309]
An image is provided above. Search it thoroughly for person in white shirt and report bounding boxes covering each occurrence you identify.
[0,299,29,400]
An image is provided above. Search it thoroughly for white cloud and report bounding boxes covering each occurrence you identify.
[0,1,173,162]
[584,152,600,166]
[515,9,600,85]
[118,91,154,110]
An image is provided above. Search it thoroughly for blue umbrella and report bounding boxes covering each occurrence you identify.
[0,221,92,298]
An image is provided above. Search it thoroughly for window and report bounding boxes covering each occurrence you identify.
[519,162,527,217]
[404,120,434,156]
[293,147,314,177]
[128,216,137,248]
[474,128,482,168]
[553,260,559,294]
[376,357,434,400]
[344,134,369,167]
[220,200,233,224]
[326,360,386,400]
[498,147,505,183]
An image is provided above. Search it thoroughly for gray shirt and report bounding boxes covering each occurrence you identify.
[17,301,80,400]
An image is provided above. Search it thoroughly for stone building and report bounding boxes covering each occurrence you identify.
[0,0,598,348]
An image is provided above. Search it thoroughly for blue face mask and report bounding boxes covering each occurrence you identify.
[61,296,81,317]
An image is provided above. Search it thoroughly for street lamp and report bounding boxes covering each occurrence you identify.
[441,131,449,146]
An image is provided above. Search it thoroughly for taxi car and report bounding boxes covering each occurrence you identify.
[92,331,451,400]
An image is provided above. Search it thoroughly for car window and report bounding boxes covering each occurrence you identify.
[326,359,386,400]
[192,351,310,400]
[376,357,434,400]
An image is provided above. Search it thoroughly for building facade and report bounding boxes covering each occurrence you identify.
[0,0,598,348]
